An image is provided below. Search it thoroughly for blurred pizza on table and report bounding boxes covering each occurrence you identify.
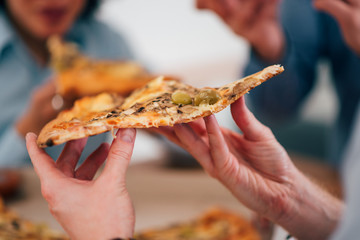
[0,198,68,240]
[48,36,154,99]
[136,207,261,240]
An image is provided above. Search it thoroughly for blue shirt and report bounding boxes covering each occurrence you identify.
[245,0,360,166]
[0,10,134,167]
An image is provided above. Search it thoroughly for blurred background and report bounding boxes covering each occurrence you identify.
[98,0,338,162]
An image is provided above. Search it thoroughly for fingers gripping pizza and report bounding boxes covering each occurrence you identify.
[37,65,284,147]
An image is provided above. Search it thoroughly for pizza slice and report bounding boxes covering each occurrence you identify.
[135,207,261,240]
[37,65,284,147]
[48,36,153,98]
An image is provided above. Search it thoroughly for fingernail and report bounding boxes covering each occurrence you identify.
[120,129,135,143]
[26,132,37,140]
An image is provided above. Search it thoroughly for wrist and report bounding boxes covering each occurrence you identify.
[101,211,135,240]
[64,214,135,240]
[276,169,343,240]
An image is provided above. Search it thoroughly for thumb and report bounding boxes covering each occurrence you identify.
[26,133,61,182]
[99,129,136,183]
[314,0,351,25]
[231,97,274,141]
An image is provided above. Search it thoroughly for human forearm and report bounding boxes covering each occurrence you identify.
[276,169,343,240]
[16,80,59,137]
[16,116,36,138]
[250,26,285,63]
[15,105,57,137]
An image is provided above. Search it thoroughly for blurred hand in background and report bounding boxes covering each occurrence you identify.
[197,0,284,61]
[15,80,58,137]
[314,0,360,56]
[15,79,72,137]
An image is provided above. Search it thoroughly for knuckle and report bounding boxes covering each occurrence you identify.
[219,156,237,178]
[110,147,131,160]
[48,204,61,216]
[261,126,275,139]
[49,207,57,216]
[40,182,55,203]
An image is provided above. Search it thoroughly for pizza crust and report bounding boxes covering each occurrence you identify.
[37,65,284,147]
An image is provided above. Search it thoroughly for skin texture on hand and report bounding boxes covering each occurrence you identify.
[156,97,343,239]
[26,129,137,240]
[156,98,298,220]
[196,0,285,61]
[314,0,360,56]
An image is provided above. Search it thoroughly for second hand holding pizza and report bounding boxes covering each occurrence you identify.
[156,97,343,240]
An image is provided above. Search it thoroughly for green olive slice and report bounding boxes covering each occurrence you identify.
[171,91,193,105]
[194,89,221,106]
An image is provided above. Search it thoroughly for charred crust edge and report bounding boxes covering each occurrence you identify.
[45,139,54,147]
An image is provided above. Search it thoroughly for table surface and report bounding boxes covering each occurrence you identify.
[5,154,341,239]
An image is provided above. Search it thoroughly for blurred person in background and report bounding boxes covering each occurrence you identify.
[0,0,135,167]
[197,0,360,167]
